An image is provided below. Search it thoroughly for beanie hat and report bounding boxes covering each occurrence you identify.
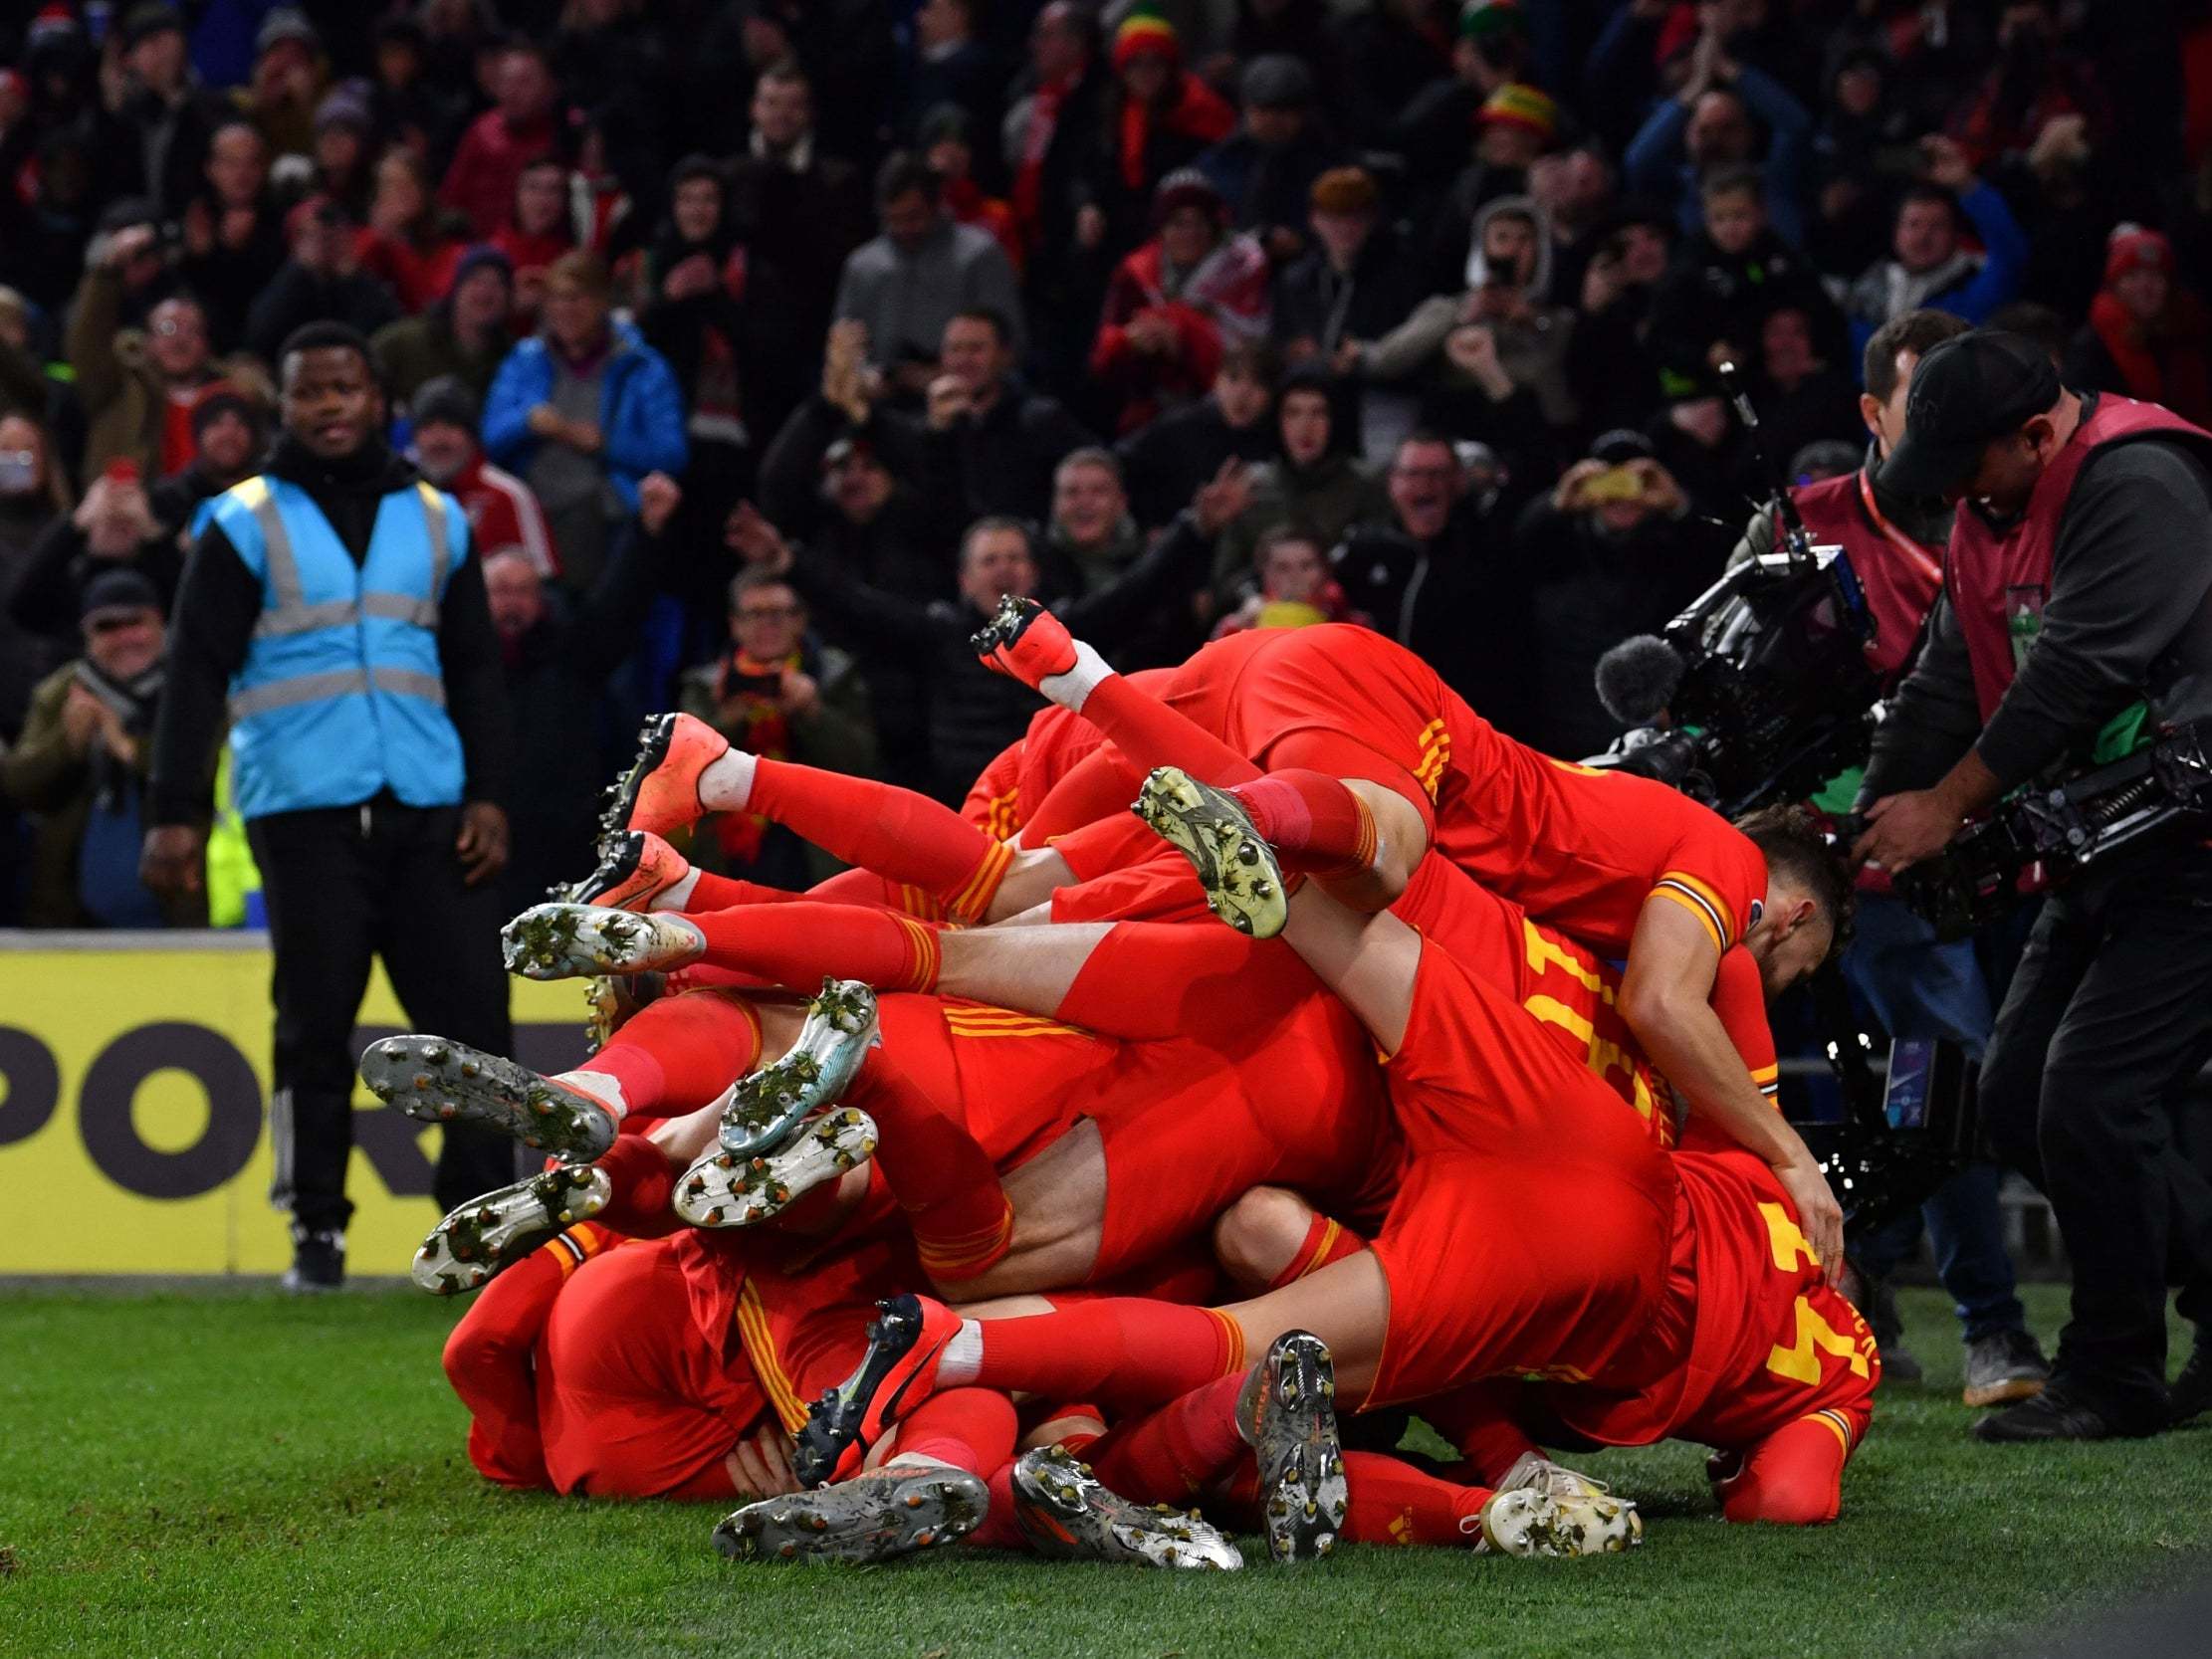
[1240,54,1313,109]
[2104,223,2173,288]
[1478,83,1558,144]
[447,243,515,298]
[315,82,373,134]
[81,568,162,621]
[256,7,320,56]
[118,4,184,51]
[1113,11,1181,71]
[1459,0,1528,43]
[410,375,481,432]
[188,380,262,439]
[918,102,971,149]
[1308,165,1379,216]
[1152,166,1225,226]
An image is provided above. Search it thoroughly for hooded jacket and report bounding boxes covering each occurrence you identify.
[1364,195,1578,430]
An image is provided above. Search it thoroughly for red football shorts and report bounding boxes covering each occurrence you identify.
[1365,941,1679,1407]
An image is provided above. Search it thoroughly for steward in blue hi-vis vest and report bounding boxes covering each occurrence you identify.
[208,473,471,820]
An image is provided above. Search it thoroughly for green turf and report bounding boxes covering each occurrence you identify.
[1,1284,2204,1659]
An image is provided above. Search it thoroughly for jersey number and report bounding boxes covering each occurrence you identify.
[1766,1296,1873,1385]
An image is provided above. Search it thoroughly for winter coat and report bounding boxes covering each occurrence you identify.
[481,319,690,511]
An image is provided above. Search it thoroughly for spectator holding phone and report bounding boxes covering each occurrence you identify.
[69,212,255,480]
[8,459,179,651]
[1510,428,1720,761]
[2,569,196,929]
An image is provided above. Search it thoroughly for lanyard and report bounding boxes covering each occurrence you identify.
[1857,469,1944,587]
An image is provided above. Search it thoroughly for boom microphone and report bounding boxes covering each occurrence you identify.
[1595,635,1686,726]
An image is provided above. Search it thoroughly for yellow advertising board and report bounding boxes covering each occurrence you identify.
[0,934,594,1275]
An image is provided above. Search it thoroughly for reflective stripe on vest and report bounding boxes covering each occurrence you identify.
[228,665,449,720]
[250,482,450,637]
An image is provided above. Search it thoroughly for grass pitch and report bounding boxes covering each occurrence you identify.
[3,1283,2205,1659]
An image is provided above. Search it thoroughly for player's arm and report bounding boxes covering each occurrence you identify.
[1618,898,1843,1282]
[440,1235,585,1490]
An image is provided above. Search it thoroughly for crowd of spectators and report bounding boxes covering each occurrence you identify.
[2,0,2209,928]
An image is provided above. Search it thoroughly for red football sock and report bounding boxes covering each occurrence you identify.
[1339,1452,1491,1548]
[1052,921,1274,1040]
[680,868,934,919]
[1230,769,1376,879]
[970,1460,1024,1551]
[845,1051,1013,1283]
[886,1386,1018,1479]
[592,1132,683,1239]
[680,870,802,912]
[808,867,948,917]
[970,1300,1245,1412]
[1075,674,1262,789]
[749,759,1014,923]
[572,990,763,1117]
[1087,1372,1246,1505]
[1265,1211,1368,1292]
[683,903,944,993]
[1420,1381,1542,1482]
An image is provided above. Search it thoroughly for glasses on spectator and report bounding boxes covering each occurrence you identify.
[88,612,150,635]
[737,605,801,623]
[153,317,199,337]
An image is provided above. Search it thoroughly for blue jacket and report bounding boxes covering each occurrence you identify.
[212,474,470,820]
[1842,183,2029,366]
[481,318,689,509]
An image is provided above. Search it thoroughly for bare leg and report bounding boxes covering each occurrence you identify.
[938,923,1114,1014]
[983,847,1076,922]
[1279,883,1422,1055]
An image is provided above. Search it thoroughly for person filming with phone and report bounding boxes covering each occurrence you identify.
[1509,426,1718,760]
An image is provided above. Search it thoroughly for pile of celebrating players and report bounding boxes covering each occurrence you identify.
[361,605,1876,1568]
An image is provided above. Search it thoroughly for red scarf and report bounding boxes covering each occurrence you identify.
[711,649,798,865]
[2090,290,2212,425]
[1118,74,1234,190]
[1012,74,1073,244]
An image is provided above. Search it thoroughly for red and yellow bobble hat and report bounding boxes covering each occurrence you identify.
[1478,82,1559,144]
[1113,10,1182,71]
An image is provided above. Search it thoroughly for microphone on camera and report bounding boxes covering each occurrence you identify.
[1596,635,1686,727]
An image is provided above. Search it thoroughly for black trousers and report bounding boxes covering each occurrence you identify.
[248,797,516,1234]
[1980,833,2212,1408]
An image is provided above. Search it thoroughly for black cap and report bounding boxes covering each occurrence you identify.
[81,569,162,621]
[1880,330,2061,499]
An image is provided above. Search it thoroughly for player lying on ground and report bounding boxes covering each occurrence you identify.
[445,830,1872,1530]
[408,976,1625,1561]
[588,611,1852,1270]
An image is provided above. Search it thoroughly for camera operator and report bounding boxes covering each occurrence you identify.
[1734,310,2050,1409]
[1854,328,2212,1441]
